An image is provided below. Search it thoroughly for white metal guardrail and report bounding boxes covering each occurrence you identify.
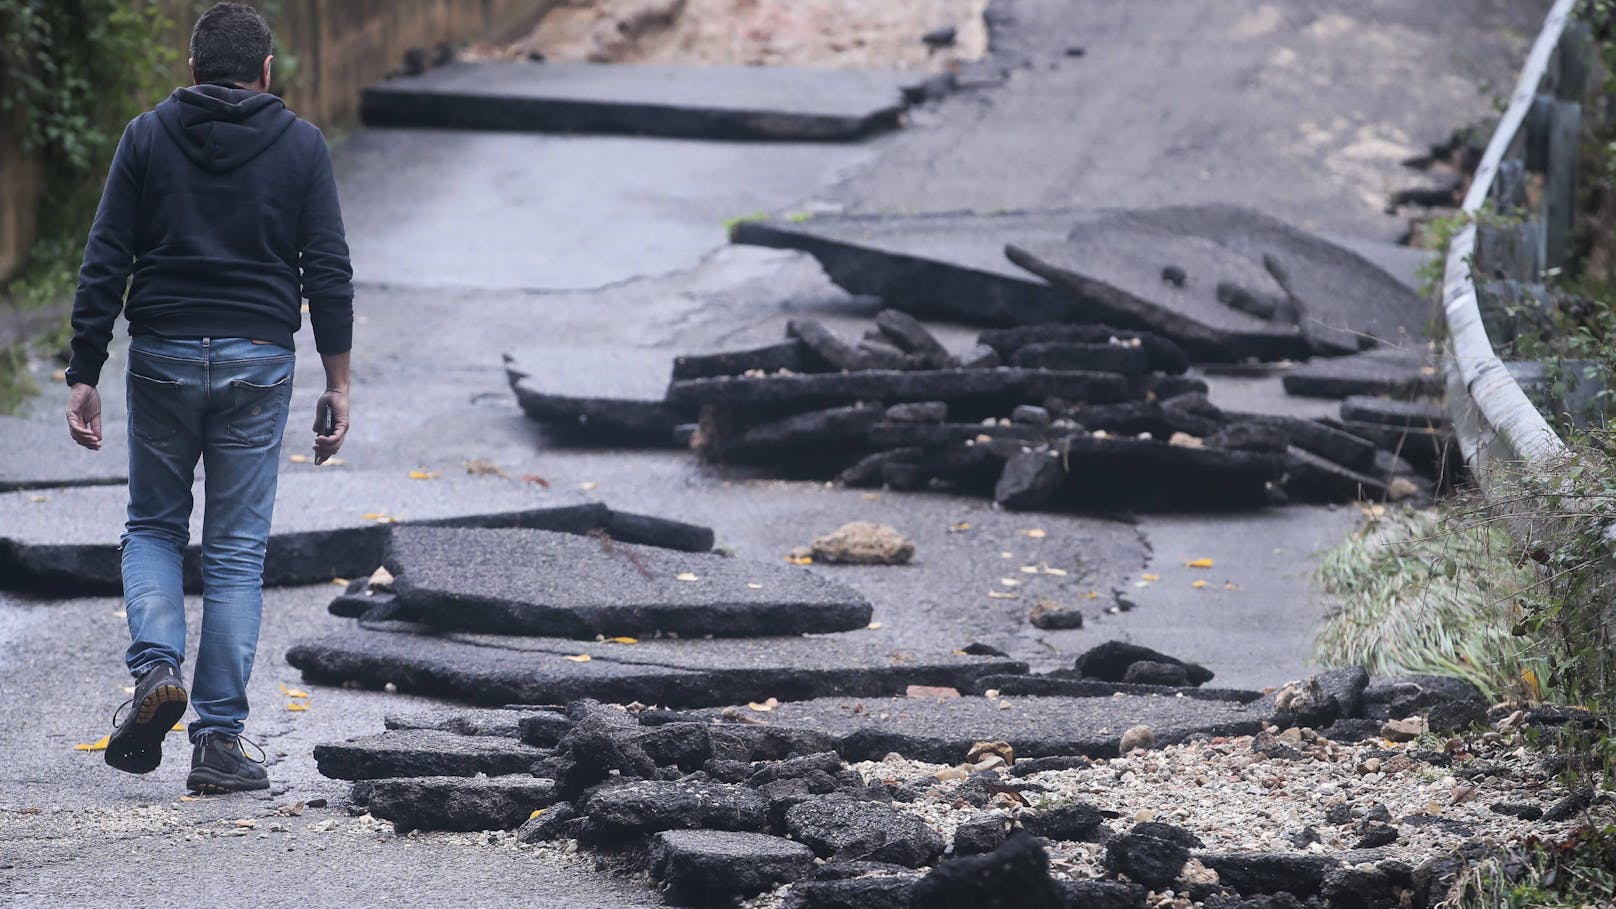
[1442,0,1583,483]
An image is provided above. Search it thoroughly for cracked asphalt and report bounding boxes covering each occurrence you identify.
[0,1,1547,905]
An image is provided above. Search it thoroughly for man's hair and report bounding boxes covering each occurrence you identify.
[190,3,273,86]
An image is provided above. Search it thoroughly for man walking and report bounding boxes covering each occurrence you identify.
[63,3,353,793]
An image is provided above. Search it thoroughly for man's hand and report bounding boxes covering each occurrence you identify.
[313,388,348,465]
[66,383,103,451]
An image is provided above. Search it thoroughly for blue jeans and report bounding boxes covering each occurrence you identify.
[121,335,294,741]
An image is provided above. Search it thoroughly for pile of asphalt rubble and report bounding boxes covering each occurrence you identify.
[311,644,1610,909]
[505,204,1456,513]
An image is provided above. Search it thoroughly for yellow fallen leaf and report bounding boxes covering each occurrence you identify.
[746,583,763,589]
[949,521,971,533]
[785,555,813,566]
[675,572,699,582]
[1187,558,1214,569]
[330,578,349,587]
[75,735,110,752]
[287,703,308,712]
[606,636,638,645]
[179,795,201,802]
[860,493,880,501]
[170,723,186,733]
[867,622,884,630]
[279,684,309,698]
[289,454,312,464]
[564,654,592,663]
[1021,529,1047,539]
[528,809,545,821]
[988,591,1019,600]
[1085,591,1101,599]
[1141,573,1160,582]
[361,512,399,524]
[1191,580,1209,589]
[747,698,779,712]
[408,470,439,481]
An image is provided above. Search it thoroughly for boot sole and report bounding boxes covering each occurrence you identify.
[104,683,188,775]
[186,766,270,794]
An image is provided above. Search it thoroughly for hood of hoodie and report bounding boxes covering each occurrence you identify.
[154,83,296,173]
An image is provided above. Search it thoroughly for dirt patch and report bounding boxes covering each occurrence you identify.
[478,0,988,71]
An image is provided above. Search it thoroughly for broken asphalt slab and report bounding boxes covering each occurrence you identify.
[0,471,712,596]
[312,728,546,780]
[0,415,128,492]
[504,350,690,447]
[666,367,1132,410]
[361,61,925,141]
[730,210,1082,326]
[1282,348,1443,400]
[285,623,1026,709]
[692,694,1265,764]
[365,775,559,832]
[386,525,874,638]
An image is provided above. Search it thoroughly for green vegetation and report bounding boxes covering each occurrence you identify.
[1453,824,1616,909]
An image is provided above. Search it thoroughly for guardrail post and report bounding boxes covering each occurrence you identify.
[1475,218,1543,282]
[1544,99,1582,271]
[1556,19,1593,102]
[1525,94,1555,172]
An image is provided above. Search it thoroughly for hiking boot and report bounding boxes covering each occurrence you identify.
[105,662,188,774]
[186,732,269,793]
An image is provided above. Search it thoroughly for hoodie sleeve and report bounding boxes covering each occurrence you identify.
[65,121,144,388]
[297,129,354,355]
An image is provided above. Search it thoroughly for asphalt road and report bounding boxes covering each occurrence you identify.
[0,1,1547,905]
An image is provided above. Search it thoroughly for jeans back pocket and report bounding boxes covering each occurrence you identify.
[226,375,292,447]
[128,371,184,443]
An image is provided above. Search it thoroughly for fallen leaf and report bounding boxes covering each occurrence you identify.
[1141,573,1160,582]
[948,521,971,533]
[785,555,813,566]
[1224,582,1239,591]
[523,475,550,488]
[319,457,346,467]
[579,482,598,491]
[746,583,763,589]
[289,454,312,464]
[860,493,880,501]
[605,636,638,645]
[329,578,349,587]
[27,494,48,503]
[74,735,110,752]
[1000,551,1014,559]
[564,654,592,663]
[988,591,1019,600]
[528,809,545,821]
[1085,591,1101,599]
[1187,558,1214,569]
[287,703,308,712]
[1042,567,1068,577]
[170,723,186,732]
[279,684,310,698]
[112,610,127,618]
[1020,528,1047,539]
[408,469,439,480]
[675,572,699,582]
[361,512,399,524]
[1191,580,1209,589]
[866,621,884,630]
[179,795,201,802]
[1000,578,1021,587]
[748,698,780,712]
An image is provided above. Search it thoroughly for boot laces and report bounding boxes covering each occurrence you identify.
[198,731,267,764]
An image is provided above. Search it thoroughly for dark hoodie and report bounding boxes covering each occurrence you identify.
[65,83,353,387]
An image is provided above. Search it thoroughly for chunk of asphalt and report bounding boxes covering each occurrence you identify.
[875,309,959,369]
[1220,411,1380,474]
[867,422,1078,449]
[311,729,546,780]
[1073,641,1215,686]
[382,707,542,738]
[1281,447,1388,504]
[665,367,1132,410]
[386,526,872,638]
[0,415,127,492]
[977,324,1190,375]
[579,780,769,839]
[1282,348,1442,400]
[601,510,715,553]
[730,210,1082,327]
[504,350,689,446]
[731,404,886,461]
[1339,395,1451,430]
[672,341,809,381]
[1197,853,1341,898]
[911,832,1064,908]
[0,471,619,596]
[1127,205,1424,356]
[785,795,945,867]
[1327,419,1456,483]
[285,624,1027,708]
[648,830,816,901]
[690,694,1263,763]
[1010,341,1149,375]
[1007,211,1309,362]
[366,775,558,832]
[361,61,923,142]
[970,674,1261,704]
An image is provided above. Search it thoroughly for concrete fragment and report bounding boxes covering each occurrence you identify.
[367,775,557,832]
[810,522,916,565]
